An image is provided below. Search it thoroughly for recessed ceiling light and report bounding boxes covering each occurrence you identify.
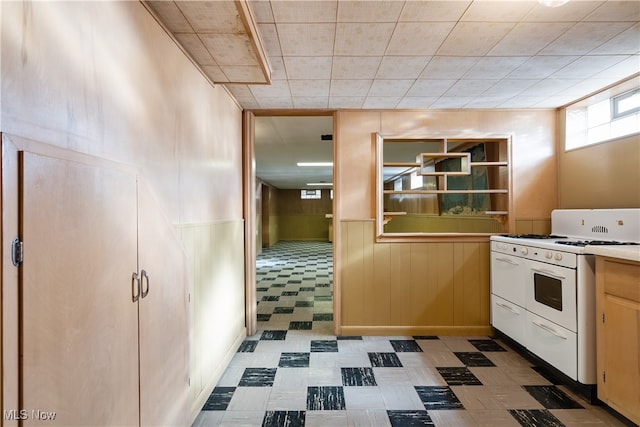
[297,162,333,167]
[306,182,333,186]
[538,0,569,7]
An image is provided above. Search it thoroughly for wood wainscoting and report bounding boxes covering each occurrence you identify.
[338,220,492,336]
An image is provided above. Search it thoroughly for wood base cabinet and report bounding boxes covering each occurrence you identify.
[595,256,640,426]
[2,136,189,426]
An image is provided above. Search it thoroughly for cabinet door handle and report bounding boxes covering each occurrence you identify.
[141,269,150,299]
[531,267,566,280]
[496,302,520,315]
[495,257,519,266]
[132,272,140,302]
[532,321,567,340]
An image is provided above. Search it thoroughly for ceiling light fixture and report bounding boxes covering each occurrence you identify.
[306,182,333,186]
[297,162,333,167]
[537,0,569,7]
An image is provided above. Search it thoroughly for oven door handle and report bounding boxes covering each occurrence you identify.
[530,267,566,280]
[496,302,521,315]
[532,321,567,340]
[495,257,520,266]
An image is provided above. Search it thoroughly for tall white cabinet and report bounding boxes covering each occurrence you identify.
[3,135,189,426]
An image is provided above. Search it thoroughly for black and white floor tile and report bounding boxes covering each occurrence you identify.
[193,241,628,427]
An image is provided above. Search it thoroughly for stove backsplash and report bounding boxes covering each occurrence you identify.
[551,209,640,242]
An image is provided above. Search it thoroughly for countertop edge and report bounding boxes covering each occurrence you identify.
[584,245,640,263]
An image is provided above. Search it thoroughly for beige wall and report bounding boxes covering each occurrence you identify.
[334,109,557,334]
[1,1,245,422]
[277,189,333,241]
[559,133,640,209]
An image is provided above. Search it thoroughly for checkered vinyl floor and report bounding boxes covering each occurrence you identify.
[192,241,628,427]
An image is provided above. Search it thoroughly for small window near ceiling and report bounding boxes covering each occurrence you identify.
[565,81,640,151]
[301,189,322,199]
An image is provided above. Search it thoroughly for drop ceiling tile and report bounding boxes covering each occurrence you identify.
[174,33,216,66]
[532,95,582,108]
[419,57,480,79]
[330,80,373,97]
[146,1,192,32]
[337,1,404,22]
[584,1,640,21]
[539,22,635,55]
[271,0,338,22]
[552,55,629,79]
[396,97,438,109]
[592,55,640,79]
[249,0,274,23]
[386,22,456,55]
[590,23,640,54]
[429,97,474,108]
[268,56,287,80]
[277,23,335,56]
[363,96,401,109]
[257,96,294,109]
[292,96,330,109]
[519,78,582,96]
[407,80,457,97]
[335,22,395,56]
[284,57,332,79]
[499,96,548,108]
[376,56,430,79]
[399,1,471,22]
[368,79,414,97]
[250,79,291,97]
[328,96,365,109]
[463,57,529,80]
[331,57,382,79]
[523,1,602,22]
[444,79,497,97]
[257,23,283,57]
[560,78,625,97]
[221,65,267,83]
[202,65,228,82]
[437,22,515,56]
[507,56,579,79]
[485,79,540,97]
[289,80,330,97]
[461,1,536,22]
[177,1,242,33]
[465,96,513,108]
[488,22,574,56]
[201,33,258,66]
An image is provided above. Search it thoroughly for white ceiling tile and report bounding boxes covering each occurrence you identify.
[271,0,338,22]
[284,57,333,79]
[396,97,438,109]
[488,22,574,56]
[461,1,536,22]
[267,56,287,80]
[463,57,529,79]
[584,1,640,21]
[386,22,456,55]
[552,55,629,79]
[507,56,579,79]
[590,23,640,55]
[257,96,294,109]
[444,79,497,96]
[221,65,266,83]
[368,79,414,96]
[289,79,330,97]
[363,96,401,109]
[277,23,335,56]
[376,56,430,79]
[560,78,626,97]
[399,1,471,22]
[328,96,365,108]
[177,1,242,33]
[430,97,474,108]
[465,96,513,108]
[292,96,330,109]
[498,96,548,108]
[335,23,395,56]
[330,80,372,96]
[257,23,283,57]
[407,80,457,97]
[539,22,635,55]
[146,1,192,32]
[337,0,404,22]
[250,79,291,97]
[437,22,515,56]
[249,0,274,23]
[420,57,480,79]
[202,65,227,82]
[331,57,382,79]
[174,33,216,66]
[485,79,539,96]
[519,78,582,96]
[591,55,640,80]
[201,33,257,66]
[523,1,603,22]
[531,95,582,108]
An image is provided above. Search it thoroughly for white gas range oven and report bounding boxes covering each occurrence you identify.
[490,208,640,400]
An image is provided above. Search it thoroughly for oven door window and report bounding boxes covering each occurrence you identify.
[533,273,563,311]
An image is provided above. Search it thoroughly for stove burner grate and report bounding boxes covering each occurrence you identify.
[554,240,640,247]
[501,234,567,239]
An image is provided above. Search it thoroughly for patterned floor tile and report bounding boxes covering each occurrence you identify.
[436,367,483,385]
[279,352,310,368]
[201,387,235,410]
[415,386,464,410]
[387,410,435,426]
[523,386,583,409]
[369,352,404,367]
[469,339,507,352]
[237,340,258,353]
[341,367,377,386]
[262,410,305,427]
[307,386,346,410]
[455,352,497,367]
[261,330,288,340]
[289,321,313,330]
[238,368,277,387]
[390,340,423,352]
[273,307,295,314]
[311,340,338,352]
[508,409,565,427]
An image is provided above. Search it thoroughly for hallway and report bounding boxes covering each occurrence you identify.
[192,241,626,427]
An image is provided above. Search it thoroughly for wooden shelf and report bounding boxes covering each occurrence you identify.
[384,189,509,195]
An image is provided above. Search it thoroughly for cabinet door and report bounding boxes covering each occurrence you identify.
[21,152,139,426]
[137,180,190,427]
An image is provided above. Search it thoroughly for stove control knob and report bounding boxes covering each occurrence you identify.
[520,247,529,255]
[554,253,563,261]
[545,251,553,259]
